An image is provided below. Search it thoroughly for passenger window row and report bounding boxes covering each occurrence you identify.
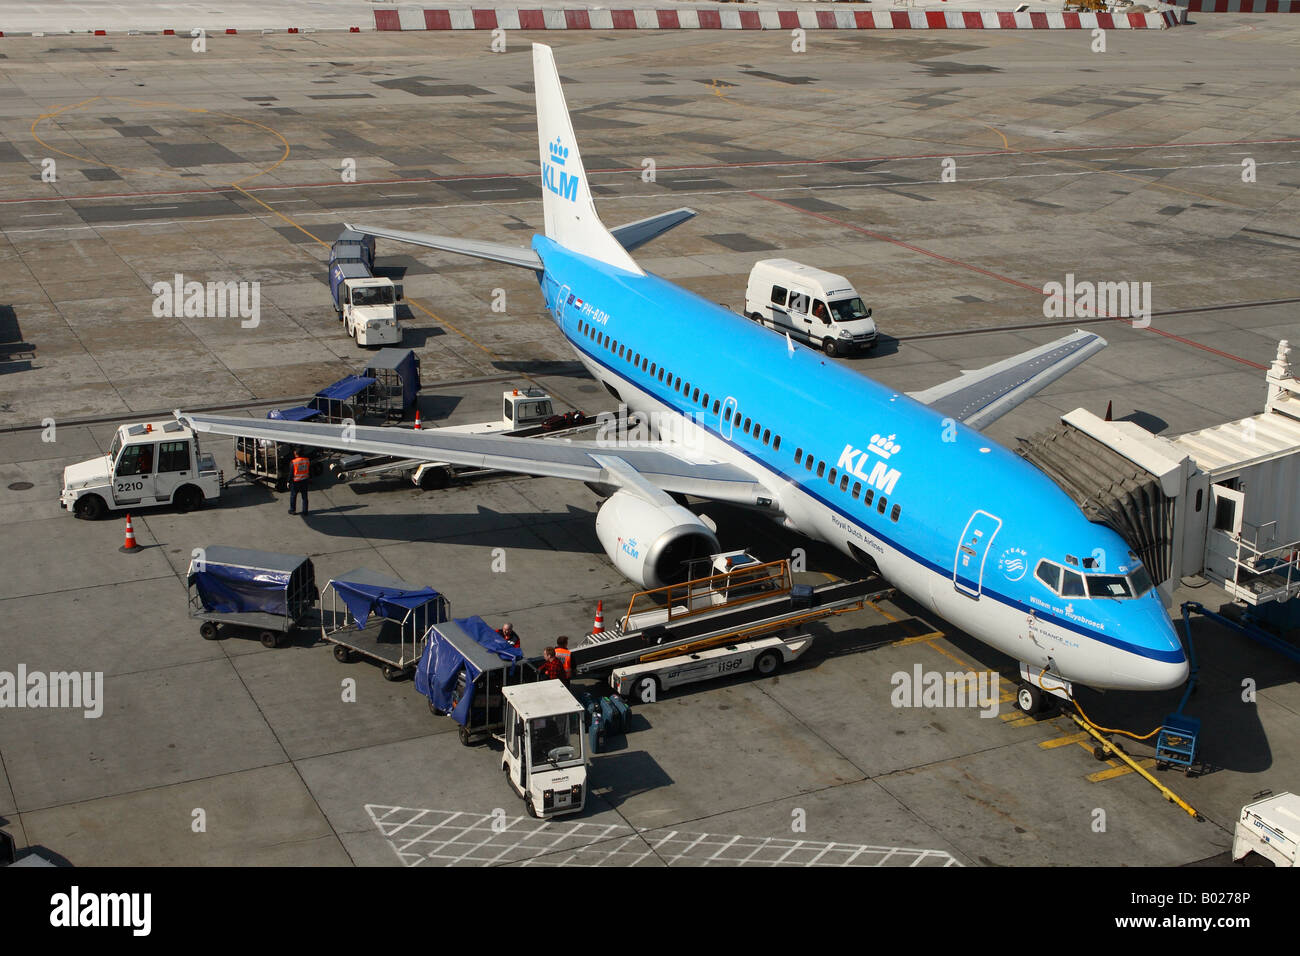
[574,319,898,524]
[792,447,901,523]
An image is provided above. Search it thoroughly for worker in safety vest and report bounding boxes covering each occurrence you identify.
[288,447,311,516]
[553,635,572,684]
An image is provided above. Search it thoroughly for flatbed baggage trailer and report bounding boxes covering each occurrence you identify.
[320,569,449,681]
[610,633,815,703]
[416,617,540,746]
[234,406,328,491]
[187,546,317,648]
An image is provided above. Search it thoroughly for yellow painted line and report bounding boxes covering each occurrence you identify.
[1039,732,1089,750]
[232,184,327,247]
[890,631,945,648]
[1087,758,1157,783]
[1004,716,1038,728]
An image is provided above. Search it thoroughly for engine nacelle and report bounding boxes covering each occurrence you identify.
[595,490,720,590]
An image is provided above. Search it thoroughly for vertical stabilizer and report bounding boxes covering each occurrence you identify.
[533,43,643,275]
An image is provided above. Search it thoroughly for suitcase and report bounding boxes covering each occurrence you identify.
[587,706,603,753]
[790,584,814,609]
[606,694,631,734]
[599,696,616,734]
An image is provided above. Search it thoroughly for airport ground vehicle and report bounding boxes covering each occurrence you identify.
[500,681,588,819]
[61,419,221,519]
[329,231,402,347]
[320,569,449,681]
[611,633,814,702]
[186,546,317,648]
[331,387,588,489]
[744,258,876,356]
[1233,791,1299,866]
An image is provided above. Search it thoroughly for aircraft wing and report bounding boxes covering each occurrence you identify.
[344,223,544,270]
[906,329,1106,430]
[178,412,773,508]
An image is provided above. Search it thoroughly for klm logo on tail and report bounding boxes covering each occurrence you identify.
[543,137,579,202]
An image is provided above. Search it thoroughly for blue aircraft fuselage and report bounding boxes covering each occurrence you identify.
[531,236,1188,693]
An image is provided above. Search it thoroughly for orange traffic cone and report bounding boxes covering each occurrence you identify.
[413,409,422,430]
[119,513,141,553]
[592,600,604,634]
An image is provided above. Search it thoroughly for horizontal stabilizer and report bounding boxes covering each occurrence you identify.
[907,329,1107,430]
[610,207,697,253]
[344,223,542,271]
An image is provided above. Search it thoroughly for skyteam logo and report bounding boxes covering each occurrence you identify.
[544,136,579,202]
[837,434,902,496]
[998,547,1029,582]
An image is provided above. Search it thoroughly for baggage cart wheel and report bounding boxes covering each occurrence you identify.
[458,724,471,747]
[430,699,446,717]
[1093,746,1108,762]
[260,630,279,649]
[382,664,404,682]
[333,645,354,663]
[199,621,219,640]
[754,650,782,677]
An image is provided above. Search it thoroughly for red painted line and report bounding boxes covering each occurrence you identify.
[4,136,1296,207]
[747,191,1268,370]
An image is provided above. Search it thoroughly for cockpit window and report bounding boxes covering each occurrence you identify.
[1035,558,1155,600]
[1087,575,1132,598]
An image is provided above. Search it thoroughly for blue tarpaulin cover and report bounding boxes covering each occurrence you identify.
[331,579,444,631]
[191,565,293,617]
[268,406,321,422]
[416,617,521,726]
[313,374,376,403]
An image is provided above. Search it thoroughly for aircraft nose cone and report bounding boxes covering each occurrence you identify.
[1115,605,1188,690]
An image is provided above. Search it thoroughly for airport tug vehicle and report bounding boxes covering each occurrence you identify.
[498,682,589,819]
[61,419,221,519]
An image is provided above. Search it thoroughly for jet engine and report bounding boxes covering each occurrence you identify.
[595,490,720,589]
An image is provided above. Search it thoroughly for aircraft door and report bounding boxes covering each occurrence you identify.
[720,396,737,440]
[953,510,1001,598]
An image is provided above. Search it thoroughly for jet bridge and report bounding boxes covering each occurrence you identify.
[1017,340,1300,610]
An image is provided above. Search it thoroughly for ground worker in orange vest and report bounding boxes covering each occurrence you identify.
[288,447,311,516]
[554,635,572,685]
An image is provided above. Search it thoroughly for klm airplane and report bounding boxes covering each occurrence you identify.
[181,44,1188,712]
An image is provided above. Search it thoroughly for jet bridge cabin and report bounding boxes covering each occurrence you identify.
[1016,340,1300,613]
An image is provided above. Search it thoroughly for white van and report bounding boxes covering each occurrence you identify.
[744,259,876,357]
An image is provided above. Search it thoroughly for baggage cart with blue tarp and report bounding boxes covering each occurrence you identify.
[416,616,539,746]
[187,546,317,648]
[320,569,450,681]
[234,406,328,491]
[362,348,421,422]
[310,374,380,424]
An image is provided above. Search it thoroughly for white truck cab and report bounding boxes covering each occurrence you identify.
[499,682,588,819]
[1233,791,1299,867]
[441,387,557,436]
[342,277,402,347]
[61,419,221,520]
[745,258,876,357]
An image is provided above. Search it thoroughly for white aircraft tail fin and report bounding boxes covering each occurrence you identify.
[533,43,643,275]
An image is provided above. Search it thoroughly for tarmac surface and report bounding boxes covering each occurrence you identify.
[1,25,1298,866]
